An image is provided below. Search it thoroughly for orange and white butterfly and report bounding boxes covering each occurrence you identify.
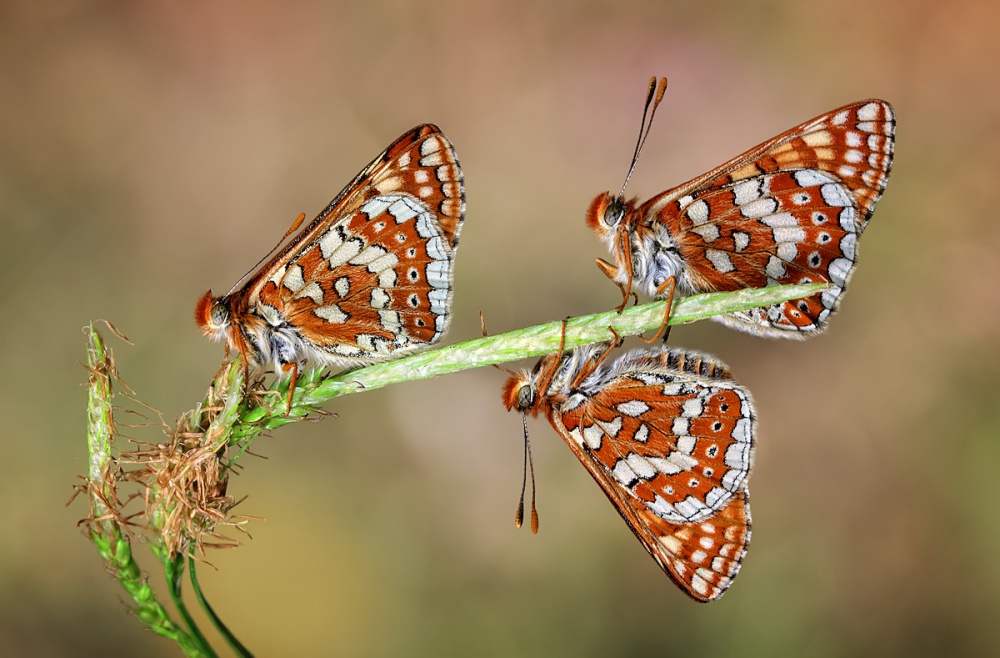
[588,77,894,338]
[502,341,755,602]
[196,125,465,393]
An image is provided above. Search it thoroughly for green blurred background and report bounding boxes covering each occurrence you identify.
[3,1,998,655]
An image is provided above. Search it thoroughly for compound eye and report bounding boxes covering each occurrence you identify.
[516,384,536,411]
[603,198,625,228]
[210,302,230,328]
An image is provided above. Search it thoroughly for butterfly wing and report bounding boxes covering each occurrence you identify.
[550,403,751,602]
[242,125,465,365]
[636,100,894,337]
[561,346,755,523]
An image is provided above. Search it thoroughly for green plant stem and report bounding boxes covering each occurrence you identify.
[84,324,213,657]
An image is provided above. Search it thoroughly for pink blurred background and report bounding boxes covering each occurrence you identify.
[3,1,998,655]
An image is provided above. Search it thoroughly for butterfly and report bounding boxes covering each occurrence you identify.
[502,340,755,601]
[588,77,895,338]
[196,125,465,397]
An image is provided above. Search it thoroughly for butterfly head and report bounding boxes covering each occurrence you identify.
[501,372,538,415]
[586,192,635,239]
[195,291,232,342]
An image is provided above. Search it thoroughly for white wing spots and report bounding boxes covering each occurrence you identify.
[723,440,751,471]
[658,533,682,555]
[821,285,842,310]
[838,165,857,179]
[672,417,689,436]
[378,269,397,288]
[829,258,853,286]
[705,249,735,273]
[672,496,708,522]
[704,487,727,509]
[634,423,650,443]
[792,191,812,205]
[846,131,862,147]
[840,233,857,260]
[426,235,448,261]
[776,242,798,262]
[832,110,850,125]
[428,288,449,315]
[419,134,445,157]
[793,169,835,188]
[692,223,720,243]
[626,453,657,480]
[295,281,324,304]
[739,197,778,219]
[772,227,807,244]
[327,237,363,268]
[370,287,390,309]
[837,206,857,233]
[357,334,395,355]
[386,196,420,224]
[596,415,623,438]
[766,255,786,280]
[682,398,703,418]
[665,451,698,473]
[413,169,429,184]
[258,303,282,327]
[732,180,761,205]
[319,227,345,260]
[379,309,402,332]
[268,264,287,287]
[801,130,833,147]
[418,186,434,198]
[676,435,696,454]
[691,549,708,565]
[616,400,650,417]
[415,213,437,239]
[821,183,853,208]
[582,423,604,450]
[612,460,639,487]
[761,212,798,228]
[334,277,350,298]
[732,416,753,445]
[812,211,829,225]
[314,304,347,323]
[349,245,389,266]
[733,231,750,252]
[426,260,451,288]
[677,194,695,209]
[367,252,399,274]
[282,264,305,292]
[845,149,864,164]
[360,196,392,219]
[686,199,710,225]
[857,102,880,122]
[397,152,411,168]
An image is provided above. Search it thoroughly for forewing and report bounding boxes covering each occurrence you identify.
[551,407,751,602]
[255,193,455,363]
[556,348,755,525]
[641,100,894,336]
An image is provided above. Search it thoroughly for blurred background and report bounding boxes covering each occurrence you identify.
[3,0,998,655]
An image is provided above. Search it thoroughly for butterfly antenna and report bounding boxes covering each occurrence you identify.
[515,412,539,533]
[225,212,308,297]
[617,76,668,201]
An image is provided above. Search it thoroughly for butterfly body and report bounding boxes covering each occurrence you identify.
[197,125,465,377]
[503,343,756,601]
[589,98,895,338]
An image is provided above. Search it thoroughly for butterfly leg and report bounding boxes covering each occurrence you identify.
[596,258,638,313]
[640,276,676,344]
[281,361,299,414]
